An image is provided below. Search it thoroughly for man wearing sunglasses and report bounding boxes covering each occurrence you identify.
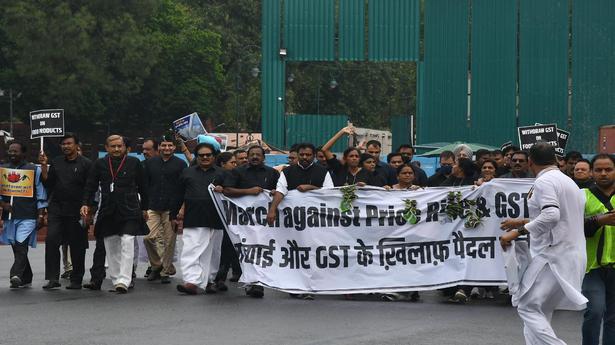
[143,136,186,284]
[500,151,534,178]
[174,142,227,295]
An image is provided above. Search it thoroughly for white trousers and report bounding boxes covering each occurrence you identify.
[180,228,223,289]
[104,235,135,288]
[517,265,567,345]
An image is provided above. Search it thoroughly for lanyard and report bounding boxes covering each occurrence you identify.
[107,155,127,182]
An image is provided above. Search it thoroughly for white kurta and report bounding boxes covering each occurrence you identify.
[513,167,588,310]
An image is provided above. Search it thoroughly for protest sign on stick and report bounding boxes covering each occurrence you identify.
[517,124,558,151]
[0,167,35,220]
[172,112,207,141]
[30,109,65,151]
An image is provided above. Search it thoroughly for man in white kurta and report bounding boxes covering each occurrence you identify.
[501,142,588,345]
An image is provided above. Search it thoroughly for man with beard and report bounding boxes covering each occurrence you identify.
[500,142,587,344]
[39,133,92,290]
[267,143,333,300]
[223,145,279,298]
[581,154,615,345]
[234,149,248,167]
[500,151,534,178]
[143,136,186,284]
[0,141,48,288]
[81,135,149,293]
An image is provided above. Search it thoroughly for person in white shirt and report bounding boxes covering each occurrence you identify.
[500,142,588,345]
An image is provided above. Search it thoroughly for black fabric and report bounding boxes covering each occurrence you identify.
[224,164,279,190]
[283,163,328,191]
[10,239,33,284]
[215,230,241,282]
[440,175,476,187]
[176,165,226,229]
[325,158,371,186]
[375,161,397,186]
[44,155,92,216]
[89,237,106,283]
[495,166,510,177]
[1,162,39,220]
[575,178,595,189]
[143,156,186,211]
[409,163,428,187]
[427,172,448,187]
[83,155,149,233]
[499,171,534,178]
[44,215,88,282]
[541,204,560,210]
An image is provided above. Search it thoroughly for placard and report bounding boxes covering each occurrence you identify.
[30,109,64,139]
[517,124,558,151]
[0,168,34,198]
[172,112,207,141]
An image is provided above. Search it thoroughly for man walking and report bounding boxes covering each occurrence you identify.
[81,135,149,293]
[581,153,615,345]
[175,142,227,295]
[39,133,92,290]
[223,145,279,298]
[0,141,48,288]
[143,136,186,284]
[500,142,587,344]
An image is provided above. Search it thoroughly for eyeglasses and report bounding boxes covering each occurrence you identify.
[198,153,213,158]
[512,159,526,163]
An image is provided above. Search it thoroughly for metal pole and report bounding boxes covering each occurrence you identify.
[9,88,13,136]
[235,65,241,148]
[316,71,321,115]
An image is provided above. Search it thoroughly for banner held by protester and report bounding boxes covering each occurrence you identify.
[210,179,534,294]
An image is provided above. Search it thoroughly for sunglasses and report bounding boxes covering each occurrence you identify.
[198,153,213,158]
[512,159,526,163]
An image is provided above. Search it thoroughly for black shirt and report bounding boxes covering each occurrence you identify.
[224,164,279,189]
[440,175,476,187]
[44,155,92,216]
[144,155,187,211]
[176,165,226,229]
[283,163,329,191]
[427,172,448,187]
[326,158,372,186]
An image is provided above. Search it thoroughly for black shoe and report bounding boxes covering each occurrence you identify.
[246,285,264,298]
[9,276,21,289]
[160,276,171,284]
[60,270,72,280]
[129,279,135,289]
[229,274,241,282]
[147,269,161,281]
[216,280,228,292]
[410,291,420,302]
[205,283,217,294]
[83,281,102,290]
[43,280,61,290]
[66,282,82,290]
[144,266,152,278]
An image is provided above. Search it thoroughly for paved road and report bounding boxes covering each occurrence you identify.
[0,243,582,345]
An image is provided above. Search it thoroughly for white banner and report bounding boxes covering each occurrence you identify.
[210,179,534,294]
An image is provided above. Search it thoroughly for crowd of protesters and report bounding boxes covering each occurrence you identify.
[0,125,614,344]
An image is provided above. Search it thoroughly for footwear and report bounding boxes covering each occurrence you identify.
[129,279,135,289]
[115,284,128,294]
[144,266,152,278]
[301,294,314,300]
[246,285,264,298]
[147,269,161,281]
[470,287,484,299]
[160,276,171,284]
[381,293,403,302]
[229,273,241,282]
[485,290,495,299]
[83,281,102,290]
[216,280,228,292]
[410,291,420,302]
[177,283,199,295]
[66,282,82,290]
[205,283,217,294]
[42,280,61,290]
[451,289,468,303]
[9,276,22,289]
[60,270,72,280]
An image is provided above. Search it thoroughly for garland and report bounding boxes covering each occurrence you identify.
[445,191,484,229]
[402,199,418,224]
[340,185,357,213]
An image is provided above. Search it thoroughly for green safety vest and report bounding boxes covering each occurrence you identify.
[585,188,615,272]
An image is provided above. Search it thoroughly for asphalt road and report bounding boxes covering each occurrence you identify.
[0,243,583,345]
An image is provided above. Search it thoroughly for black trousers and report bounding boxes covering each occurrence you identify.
[45,215,88,283]
[89,236,106,283]
[215,231,241,282]
[11,239,33,284]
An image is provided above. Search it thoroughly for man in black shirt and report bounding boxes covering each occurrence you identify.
[143,137,186,284]
[223,145,279,298]
[427,151,455,187]
[81,135,149,294]
[175,142,227,295]
[266,143,333,300]
[39,133,92,290]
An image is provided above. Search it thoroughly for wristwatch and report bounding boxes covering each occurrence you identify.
[516,225,529,235]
